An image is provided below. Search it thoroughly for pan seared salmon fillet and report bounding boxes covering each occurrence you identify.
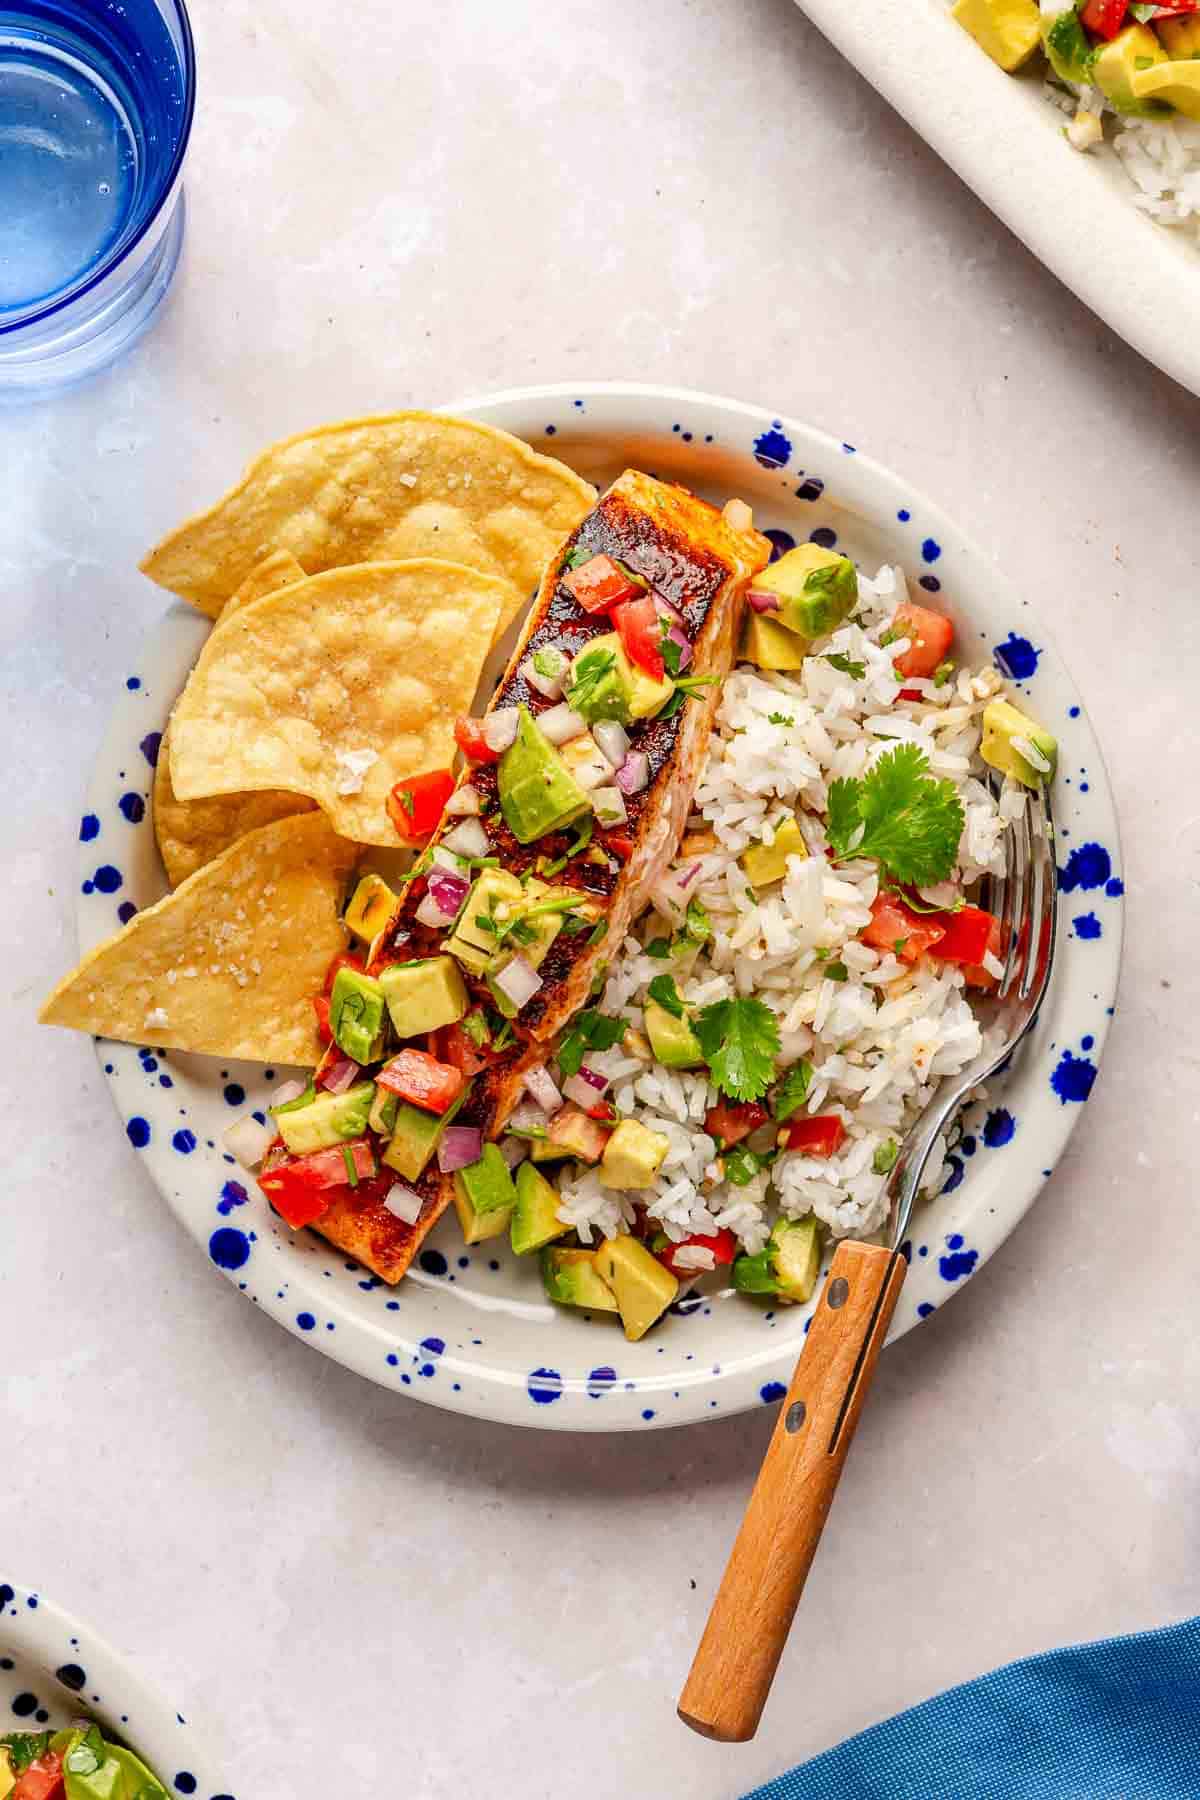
[308,472,770,1283]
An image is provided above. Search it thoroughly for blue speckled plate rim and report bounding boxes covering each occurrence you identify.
[0,1579,233,1799]
[74,382,1123,1431]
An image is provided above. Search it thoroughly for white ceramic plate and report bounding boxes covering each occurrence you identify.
[796,0,1200,400]
[74,383,1122,1431]
[0,1579,233,1798]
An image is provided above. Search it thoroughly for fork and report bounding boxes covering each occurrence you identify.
[678,775,1059,1743]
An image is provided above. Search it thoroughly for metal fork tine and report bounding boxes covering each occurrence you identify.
[1020,789,1047,1000]
[1000,797,1030,998]
[985,772,1009,971]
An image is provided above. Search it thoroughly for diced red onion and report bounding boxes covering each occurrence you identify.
[482,707,519,754]
[523,1064,563,1113]
[493,953,543,1011]
[507,1099,550,1136]
[444,783,481,817]
[321,1055,360,1095]
[538,702,587,745]
[222,1114,274,1170]
[438,1124,484,1173]
[677,860,702,890]
[384,1182,423,1225]
[592,785,627,827]
[615,751,649,796]
[747,587,780,614]
[427,867,470,914]
[271,1078,308,1108]
[652,592,685,628]
[563,1062,609,1110]
[442,817,490,859]
[524,648,567,701]
[665,624,693,670]
[416,892,451,929]
[593,720,629,768]
[499,1135,529,1171]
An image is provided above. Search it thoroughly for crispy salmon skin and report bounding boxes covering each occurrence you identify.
[311,472,769,1283]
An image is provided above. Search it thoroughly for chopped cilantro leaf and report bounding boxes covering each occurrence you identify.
[474,913,499,935]
[873,1139,900,1175]
[533,646,566,679]
[934,659,955,687]
[587,918,608,947]
[558,1008,626,1077]
[824,652,866,680]
[505,916,538,946]
[463,1011,490,1048]
[645,936,672,958]
[772,1060,813,1121]
[884,882,965,916]
[723,1144,772,1186]
[768,712,794,727]
[693,996,780,1102]
[684,896,712,943]
[397,788,415,818]
[825,744,963,886]
[825,960,848,982]
[660,619,684,679]
[647,974,685,1018]
[567,647,617,719]
[342,1145,360,1188]
[2,1734,54,1773]
[563,545,594,570]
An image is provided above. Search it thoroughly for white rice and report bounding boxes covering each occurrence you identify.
[557,563,1018,1258]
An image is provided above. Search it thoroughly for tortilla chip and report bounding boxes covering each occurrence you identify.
[139,412,596,641]
[167,559,505,847]
[153,556,314,887]
[40,813,357,1065]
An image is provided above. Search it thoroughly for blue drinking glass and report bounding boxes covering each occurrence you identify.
[0,0,196,394]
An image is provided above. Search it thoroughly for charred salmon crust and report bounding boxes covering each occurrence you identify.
[310,472,769,1284]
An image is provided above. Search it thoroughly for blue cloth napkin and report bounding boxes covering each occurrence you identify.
[745,1616,1200,1799]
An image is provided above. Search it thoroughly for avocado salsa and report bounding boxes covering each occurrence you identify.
[232,508,1057,1344]
[1,1723,169,1800]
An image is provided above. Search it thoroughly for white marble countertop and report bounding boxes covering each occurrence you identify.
[4,0,1198,1795]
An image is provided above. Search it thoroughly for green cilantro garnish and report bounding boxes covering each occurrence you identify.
[660,619,684,679]
[894,937,908,955]
[768,712,794,727]
[558,1008,626,1077]
[568,816,594,858]
[883,882,965,916]
[342,1145,360,1188]
[587,918,608,947]
[647,974,686,1018]
[645,936,672,959]
[723,1144,773,1186]
[934,659,955,687]
[566,647,617,719]
[398,849,434,884]
[397,788,415,818]
[463,1011,490,1048]
[825,961,848,982]
[474,912,499,935]
[563,545,594,570]
[694,996,781,1101]
[772,1060,813,1121]
[660,674,720,718]
[2,1733,54,1773]
[559,912,590,936]
[873,1139,900,1175]
[505,916,539,946]
[533,646,566,679]
[824,652,866,680]
[684,896,712,944]
[878,627,900,648]
[489,1013,516,1052]
[463,855,501,870]
[826,745,963,887]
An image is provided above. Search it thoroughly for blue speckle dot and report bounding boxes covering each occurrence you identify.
[681,430,693,443]
[918,1245,928,1258]
[117,900,137,924]
[917,1302,935,1319]
[126,675,141,690]
[941,1154,965,1193]
[947,1233,963,1250]
[126,1116,150,1149]
[419,1250,448,1276]
[921,537,942,563]
[760,1381,787,1404]
[11,1694,38,1717]
[527,1367,563,1405]
[1060,842,1111,893]
[1051,1049,1096,1105]
[993,633,1040,681]
[223,1082,245,1106]
[587,1366,616,1398]
[809,526,838,549]
[92,864,122,894]
[1106,877,1124,898]
[765,528,795,562]
[982,1109,1015,1149]
[421,1335,445,1355]
[1081,1034,1094,1051]
[296,1312,316,1331]
[753,424,791,468]
[118,791,145,824]
[387,1353,398,1366]
[172,1129,197,1154]
[208,1228,250,1270]
[544,423,556,435]
[79,813,100,842]
[174,1776,197,1796]
[842,442,856,454]
[918,574,941,593]
[217,1180,248,1215]
[939,1244,978,1282]
[795,477,824,502]
[81,879,94,894]
[139,730,162,767]
[897,508,911,522]
[960,1135,977,1157]
[641,1408,656,1421]
[1069,705,1080,718]
[1073,911,1101,941]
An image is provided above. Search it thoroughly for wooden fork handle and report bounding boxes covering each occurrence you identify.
[678,1239,908,1743]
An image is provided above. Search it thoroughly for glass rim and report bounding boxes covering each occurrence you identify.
[0,0,197,338]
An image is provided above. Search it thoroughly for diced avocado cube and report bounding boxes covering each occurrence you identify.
[740,815,808,890]
[740,612,807,670]
[1041,4,1093,83]
[952,0,1040,71]
[511,1161,569,1256]
[540,1245,619,1312]
[753,544,858,641]
[628,662,675,719]
[772,1216,822,1303]
[345,872,397,942]
[368,1085,399,1138]
[592,1234,678,1340]
[566,634,635,724]
[453,1143,517,1244]
[276,1080,375,1155]
[329,966,387,1063]
[498,706,593,845]
[379,954,468,1039]
[528,1135,569,1164]
[732,1247,780,1295]
[600,1118,670,1190]
[981,698,1058,788]
[381,1082,472,1180]
[644,997,704,1069]
[1131,57,1200,118]
[446,869,525,974]
[1159,14,1200,57]
[1093,24,1169,114]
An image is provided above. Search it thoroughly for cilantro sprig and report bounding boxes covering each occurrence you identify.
[558,1008,626,1077]
[647,974,685,1018]
[826,744,963,887]
[694,996,780,1102]
[772,1060,813,1122]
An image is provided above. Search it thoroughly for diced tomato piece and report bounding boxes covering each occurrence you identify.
[862,893,948,964]
[323,949,365,994]
[585,1100,618,1123]
[1080,0,1128,35]
[376,1047,464,1114]
[897,687,923,702]
[562,552,645,614]
[602,831,635,861]
[312,994,333,1044]
[545,1102,611,1162]
[963,914,1006,989]
[704,1099,770,1148]
[454,716,500,764]
[387,769,455,842]
[611,594,666,681]
[13,1756,66,1800]
[892,602,954,679]
[780,1114,846,1157]
[656,1227,738,1278]
[929,904,998,967]
[259,1138,378,1228]
[432,1022,488,1079]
